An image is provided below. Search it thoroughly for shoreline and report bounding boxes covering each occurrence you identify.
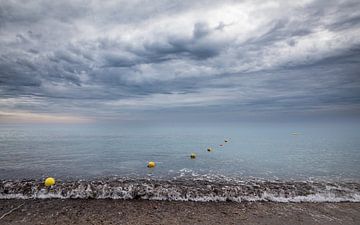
[2,178,360,203]
[0,199,359,225]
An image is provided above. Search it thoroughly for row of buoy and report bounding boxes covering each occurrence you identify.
[146,138,230,168]
[44,139,230,186]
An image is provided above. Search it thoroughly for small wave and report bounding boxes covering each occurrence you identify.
[1,178,360,202]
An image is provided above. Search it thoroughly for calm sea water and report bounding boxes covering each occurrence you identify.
[1,122,360,182]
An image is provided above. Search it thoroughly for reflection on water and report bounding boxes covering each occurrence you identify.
[0,123,359,181]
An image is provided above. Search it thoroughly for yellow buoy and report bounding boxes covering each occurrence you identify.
[207,147,212,152]
[190,153,196,159]
[44,177,55,187]
[147,161,156,168]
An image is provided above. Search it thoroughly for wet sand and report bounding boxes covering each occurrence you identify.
[0,199,359,225]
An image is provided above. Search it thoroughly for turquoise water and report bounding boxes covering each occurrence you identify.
[1,123,360,181]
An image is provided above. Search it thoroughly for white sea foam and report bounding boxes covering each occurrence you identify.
[1,179,360,202]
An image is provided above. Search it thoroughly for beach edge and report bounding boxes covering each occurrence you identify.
[0,199,359,225]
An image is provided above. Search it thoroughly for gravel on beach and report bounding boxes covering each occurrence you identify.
[0,199,359,225]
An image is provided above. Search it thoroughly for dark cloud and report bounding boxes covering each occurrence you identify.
[0,0,360,122]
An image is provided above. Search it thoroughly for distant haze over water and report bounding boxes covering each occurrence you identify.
[0,122,359,182]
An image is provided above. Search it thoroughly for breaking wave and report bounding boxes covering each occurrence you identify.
[1,176,360,202]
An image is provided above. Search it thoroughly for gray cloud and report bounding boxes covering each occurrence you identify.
[0,0,360,122]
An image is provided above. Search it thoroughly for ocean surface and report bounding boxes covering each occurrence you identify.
[1,122,360,202]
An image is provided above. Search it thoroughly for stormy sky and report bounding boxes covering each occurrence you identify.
[0,0,360,123]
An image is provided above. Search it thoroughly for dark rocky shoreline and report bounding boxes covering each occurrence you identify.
[2,179,360,202]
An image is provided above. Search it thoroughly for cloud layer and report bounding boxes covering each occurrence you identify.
[1,0,360,122]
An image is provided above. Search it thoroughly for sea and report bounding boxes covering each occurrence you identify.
[1,122,360,202]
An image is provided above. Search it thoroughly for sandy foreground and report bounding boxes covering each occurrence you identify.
[0,199,359,225]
